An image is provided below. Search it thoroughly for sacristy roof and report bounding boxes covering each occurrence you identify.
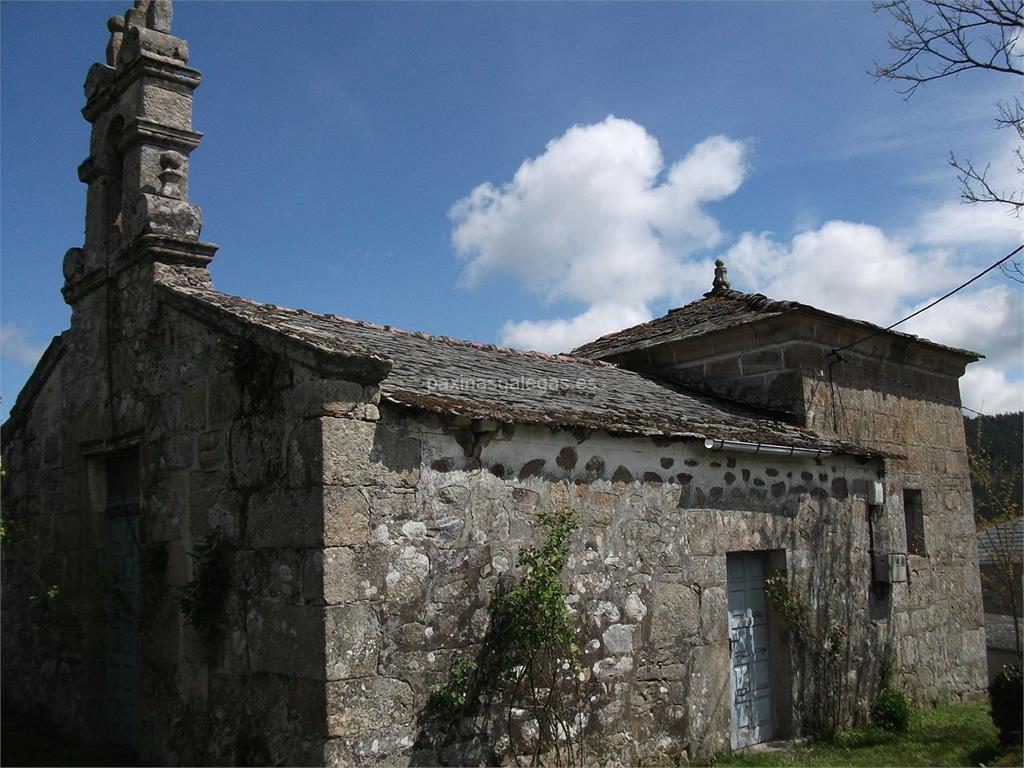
[571,287,982,362]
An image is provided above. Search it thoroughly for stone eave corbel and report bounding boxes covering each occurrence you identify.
[117,51,201,92]
[77,154,106,184]
[119,232,218,270]
[118,118,203,154]
[61,263,109,305]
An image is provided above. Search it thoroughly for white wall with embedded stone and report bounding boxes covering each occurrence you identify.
[317,405,982,765]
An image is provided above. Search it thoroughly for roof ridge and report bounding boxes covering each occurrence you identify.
[735,291,801,313]
[167,284,620,370]
[669,288,799,314]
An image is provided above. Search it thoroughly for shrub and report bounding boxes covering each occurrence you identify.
[871,686,910,732]
[990,663,1023,746]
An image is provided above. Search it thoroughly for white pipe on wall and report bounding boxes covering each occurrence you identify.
[703,437,831,460]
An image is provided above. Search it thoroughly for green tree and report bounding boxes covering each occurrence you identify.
[971,418,1023,656]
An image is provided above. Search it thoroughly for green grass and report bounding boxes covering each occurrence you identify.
[712,701,1018,767]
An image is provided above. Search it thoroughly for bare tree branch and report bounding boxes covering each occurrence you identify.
[873,0,1023,95]
[999,259,1024,282]
[873,0,1024,220]
[951,152,1024,212]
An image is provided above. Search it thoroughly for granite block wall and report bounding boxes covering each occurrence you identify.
[318,406,918,765]
[1,279,986,766]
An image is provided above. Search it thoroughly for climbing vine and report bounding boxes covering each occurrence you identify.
[425,507,587,766]
[764,570,848,736]
[179,528,233,658]
[220,335,282,414]
[870,655,910,732]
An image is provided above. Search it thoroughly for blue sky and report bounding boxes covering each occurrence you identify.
[2,1,1021,420]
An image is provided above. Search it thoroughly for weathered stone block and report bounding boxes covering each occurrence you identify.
[136,88,189,141]
[321,418,378,486]
[603,624,635,656]
[189,469,241,540]
[385,544,431,605]
[196,429,226,470]
[236,548,322,603]
[740,348,782,375]
[247,487,324,549]
[372,424,422,488]
[325,604,381,681]
[230,416,283,488]
[246,599,323,679]
[290,378,366,419]
[682,643,731,754]
[159,433,194,471]
[324,486,371,547]
[699,586,728,643]
[651,583,700,646]
[207,372,242,425]
[323,546,385,604]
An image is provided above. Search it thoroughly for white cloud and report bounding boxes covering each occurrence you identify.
[900,285,1024,369]
[448,115,1022,416]
[960,367,1024,416]
[722,221,958,325]
[915,200,1023,248]
[914,130,1024,248]
[450,116,747,351]
[0,323,44,366]
[500,302,652,355]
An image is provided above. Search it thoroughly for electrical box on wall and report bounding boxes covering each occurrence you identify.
[868,481,885,506]
[873,552,908,583]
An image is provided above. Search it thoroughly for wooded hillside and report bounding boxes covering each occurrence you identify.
[964,412,1023,523]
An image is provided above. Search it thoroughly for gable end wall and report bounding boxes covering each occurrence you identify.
[597,314,986,714]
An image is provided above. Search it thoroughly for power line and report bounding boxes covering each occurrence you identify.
[827,243,1024,418]
[832,243,1024,356]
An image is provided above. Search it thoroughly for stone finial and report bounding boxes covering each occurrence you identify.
[711,259,730,293]
[105,15,125,66]
[158,151,186,197]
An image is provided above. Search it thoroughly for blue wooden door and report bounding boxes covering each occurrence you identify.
[107,511,140,752]
[727,552,774,749]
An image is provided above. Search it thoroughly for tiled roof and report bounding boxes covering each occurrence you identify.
[163,283,862,452]
[571,288,981,360]
[977,516,1024,565]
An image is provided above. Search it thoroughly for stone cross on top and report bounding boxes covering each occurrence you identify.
[106,1,173,66]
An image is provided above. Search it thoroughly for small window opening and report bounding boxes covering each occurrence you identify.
[903,489,926,556]
[106,451,140,515]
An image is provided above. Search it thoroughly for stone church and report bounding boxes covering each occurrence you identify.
[1,2,987,765]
